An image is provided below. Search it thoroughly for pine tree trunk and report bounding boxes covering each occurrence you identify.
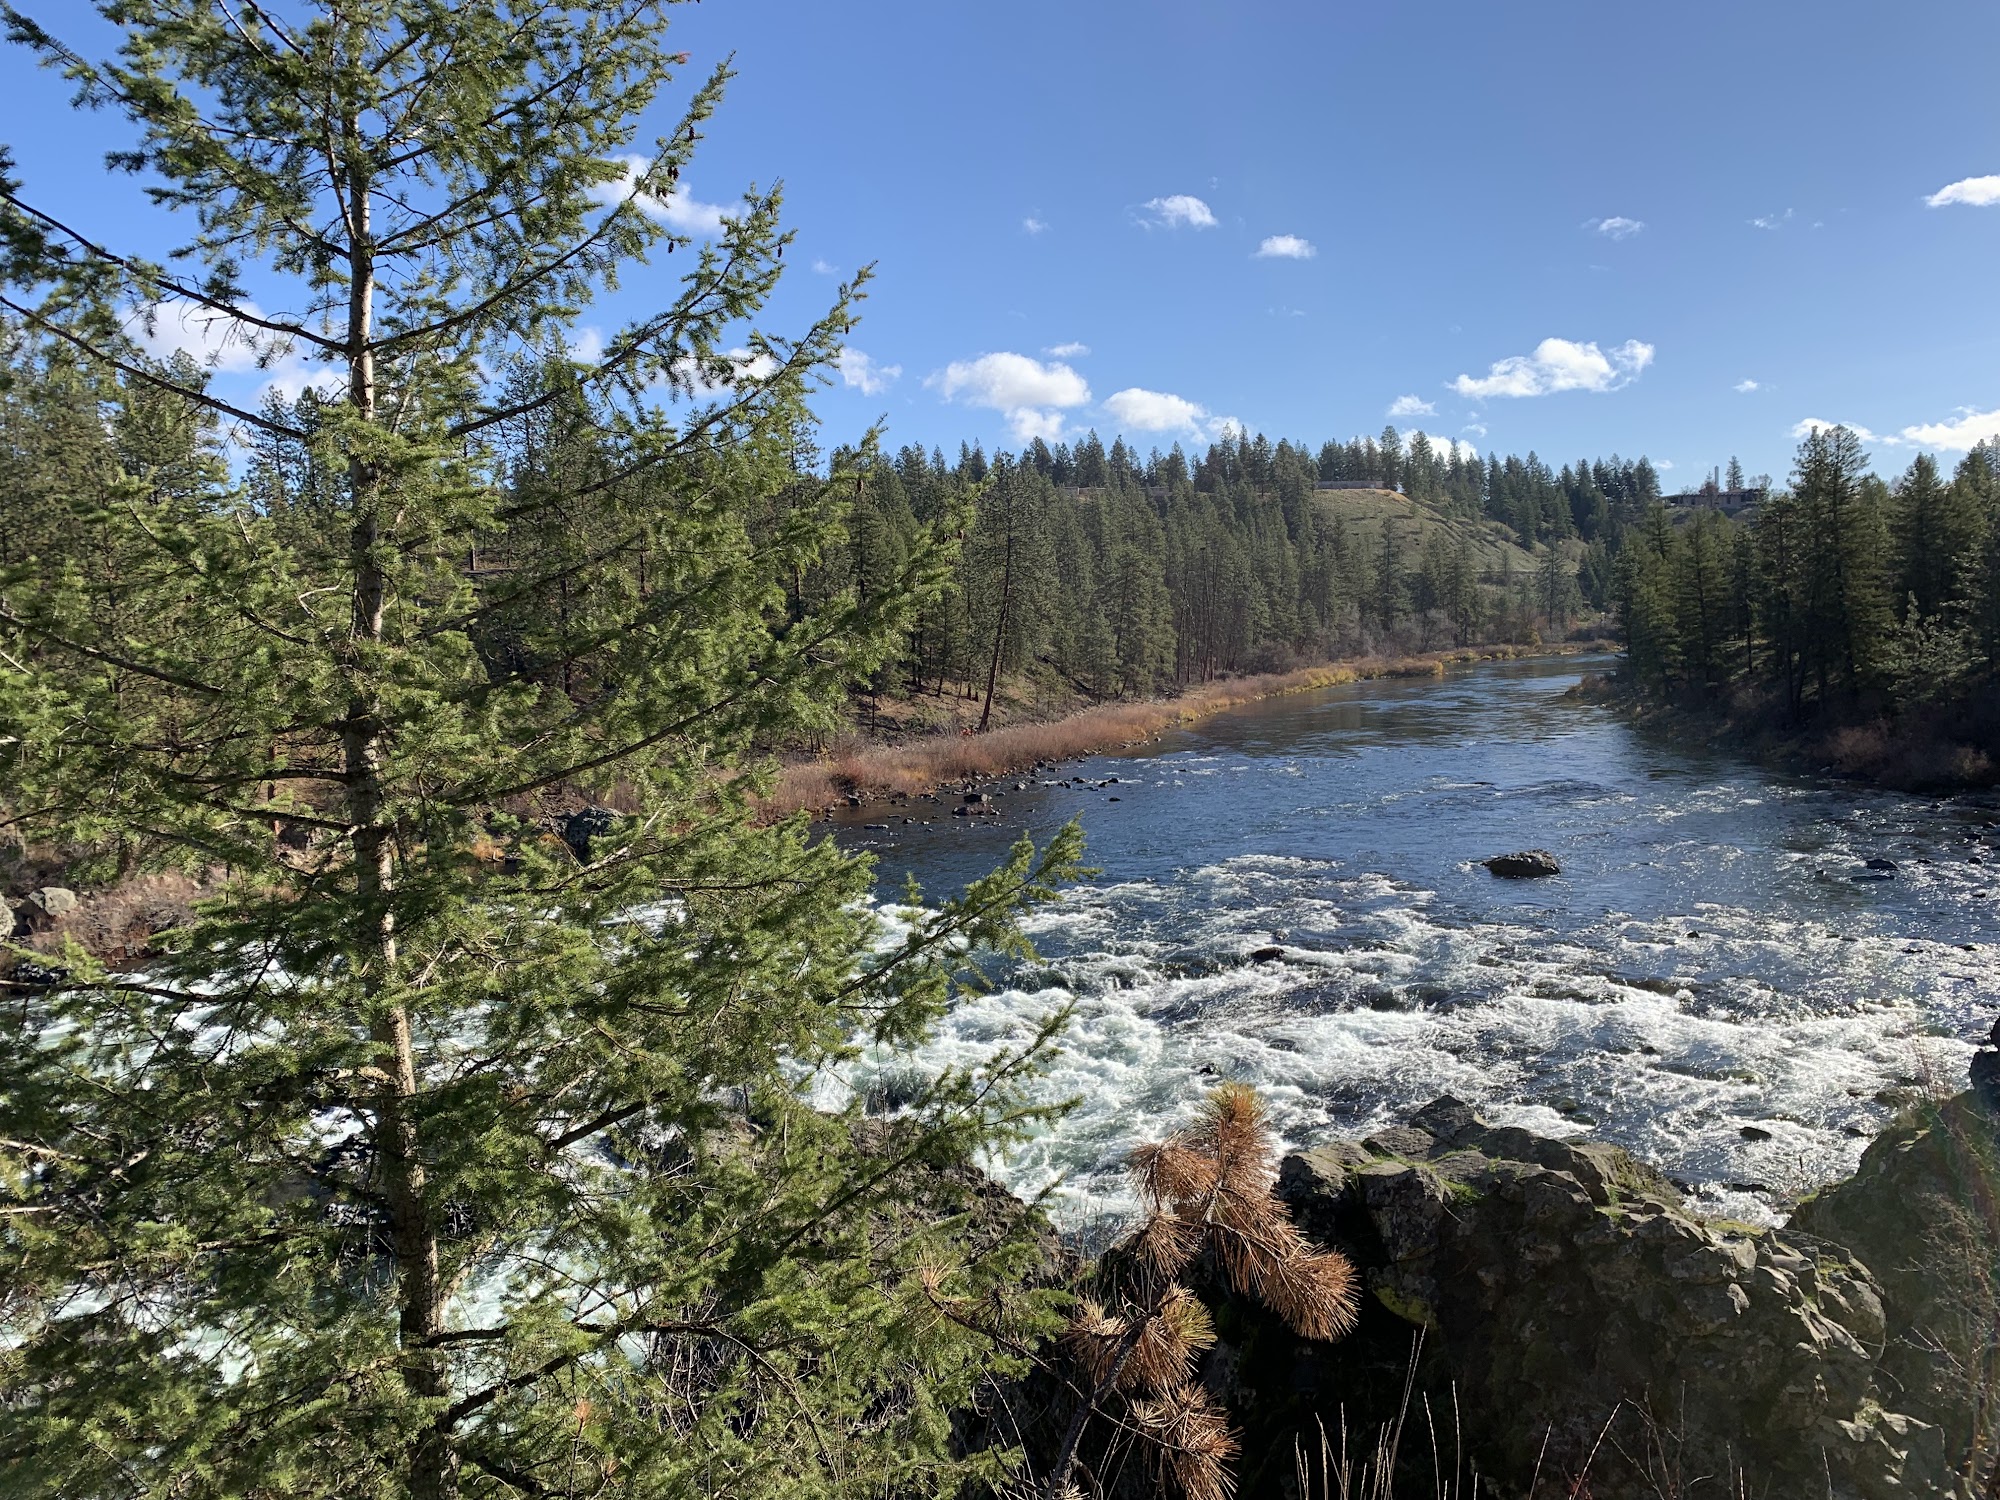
[340,153,452,1500]
[978,508,1013,732]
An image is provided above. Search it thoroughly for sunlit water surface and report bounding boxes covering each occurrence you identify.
[822,657,2000,1225]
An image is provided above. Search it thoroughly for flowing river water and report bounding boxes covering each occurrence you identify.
[822,655,2000,1227]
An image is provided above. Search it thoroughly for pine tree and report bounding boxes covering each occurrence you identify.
[0,7,1080,1497]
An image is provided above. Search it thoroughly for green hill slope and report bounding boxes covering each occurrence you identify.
[1311,488,1558,578]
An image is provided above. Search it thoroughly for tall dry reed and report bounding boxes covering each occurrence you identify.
[764,644,1602,818]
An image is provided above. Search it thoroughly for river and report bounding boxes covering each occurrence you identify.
[822,655,2000,1227]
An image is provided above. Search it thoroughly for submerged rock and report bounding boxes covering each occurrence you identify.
[1254,1097,1955,1498]
[1481,849,1561,878]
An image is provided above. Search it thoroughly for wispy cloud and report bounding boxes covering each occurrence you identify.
[835,348,901,396]
[593,154,737,233]
[928,351,1091,443]
[1791,417,1881,444]
[1138,194,1217,230]
[1793,404,2000,453]
[1461,423,1488,439]
[1926,174,2000,208]
[128,298,279,374]
[1450,337,1654,399]
[1023,215,1049,234]
[1585,215,1646,240]
[1044,342,1090,358]
[1387,395,1436,418]
[667,347,777,401]
[1735,378,1761,393]
[811,257,839,275]
[1750,208,1794,231]
[126,298,342,407]
[1254,233,1316,259]
[1407,430,1480,463]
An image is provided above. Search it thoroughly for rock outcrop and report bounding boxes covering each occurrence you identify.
[1789,1087,2000,1495]
[1257,1098,1959,1499]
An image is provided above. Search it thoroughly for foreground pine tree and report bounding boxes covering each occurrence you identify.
[0,4,1081,1496]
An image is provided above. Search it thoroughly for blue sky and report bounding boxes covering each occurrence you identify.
[3,0,1997,484]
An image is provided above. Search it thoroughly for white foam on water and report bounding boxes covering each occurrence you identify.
[841,850,1988,1229]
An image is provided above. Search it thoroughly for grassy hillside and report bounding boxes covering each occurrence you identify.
[1312,487,1555,578]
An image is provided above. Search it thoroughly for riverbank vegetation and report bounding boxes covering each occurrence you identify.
[1612,426,2000,786]
[767,642,1606,816]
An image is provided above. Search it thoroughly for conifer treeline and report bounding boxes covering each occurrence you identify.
[794,427,1666,708]
[1615,427,2000,725]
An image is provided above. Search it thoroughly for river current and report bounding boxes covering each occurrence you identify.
[823,656,2000,1227]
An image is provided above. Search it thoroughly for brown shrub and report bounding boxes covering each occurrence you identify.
[761,644,1581,818]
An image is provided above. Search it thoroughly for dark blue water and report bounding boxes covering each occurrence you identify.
[824,656,2000,1223]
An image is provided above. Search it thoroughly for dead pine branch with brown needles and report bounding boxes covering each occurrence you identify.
[1043,1082,1361,1500]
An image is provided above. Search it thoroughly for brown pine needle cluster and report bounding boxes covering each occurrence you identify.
[1044,1083,1359,1500]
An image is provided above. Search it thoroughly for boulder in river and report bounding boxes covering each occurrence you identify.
[1481,849,1561,878]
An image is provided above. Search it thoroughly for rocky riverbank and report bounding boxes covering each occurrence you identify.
[767,642,1616,820]
[1138,1074,2000,1499]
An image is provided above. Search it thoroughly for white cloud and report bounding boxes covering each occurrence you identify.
[126,299,347,407]
[1586,215,1646,239]
[1656,459,1676,471]
[811,257,839,275]
[1925,175,2000,208]
[667,346,778,401]
[930,351,1089,410]
[1023,216,1049,234]
[1044,341,1090,358]
[1103,387,1210,433]
[1255,234,1316,259]
[1790,417,1881,444]
[1461,423,1488,439]
[128,298,276,372]
[1007,407,1070,444]
[1138,194,1217,230]
[1750,209,1794,231]
[1450,337,1654,399]
[929,351,1091,444]
[1893,405,2000,451]
[1387,394,1436,418]
[1735,378,1760,393]
[835,348,901,396]
[1097,386,1242,443]
[594,154,736,234]
[1407,430,1479,463]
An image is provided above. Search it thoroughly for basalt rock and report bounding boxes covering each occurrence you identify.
[1481,849,1561,878]
[1788,1086,2000,1494]
[1249,1098,1953,1499]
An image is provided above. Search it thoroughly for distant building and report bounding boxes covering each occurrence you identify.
[1314,479,1383,491]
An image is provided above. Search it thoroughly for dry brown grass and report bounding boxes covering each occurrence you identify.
[764,644,1599,818]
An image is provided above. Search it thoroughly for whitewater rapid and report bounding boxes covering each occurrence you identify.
[827,660,1998,1229]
